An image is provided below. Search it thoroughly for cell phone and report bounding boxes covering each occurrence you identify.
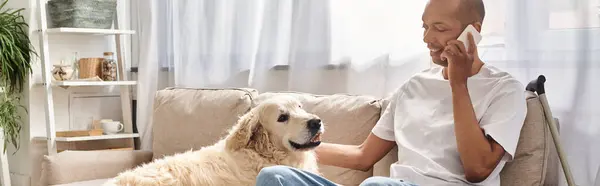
[457,24,482,52]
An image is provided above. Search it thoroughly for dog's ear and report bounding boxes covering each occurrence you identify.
[225,111,262,150]
[247,124,273,155]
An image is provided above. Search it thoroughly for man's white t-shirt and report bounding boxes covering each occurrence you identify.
[372,64,527,186]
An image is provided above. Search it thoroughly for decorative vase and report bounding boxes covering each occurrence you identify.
[51,61,74,81]
[101,52,118,81]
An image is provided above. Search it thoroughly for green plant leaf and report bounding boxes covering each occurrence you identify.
[0,0,35,153]
[0,95,24,153]
[0,0,7,10]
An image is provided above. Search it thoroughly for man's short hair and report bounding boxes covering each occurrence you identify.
[459,0,485,24]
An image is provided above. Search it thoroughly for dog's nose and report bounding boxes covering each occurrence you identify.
[307,119,321,130]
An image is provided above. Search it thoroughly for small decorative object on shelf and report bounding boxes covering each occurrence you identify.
[47,0,117,29]
[56,119,103,137]
[71,52,80,79]
[56,129,103,137]
[51,60,74,81]
[78,58,103,79]
[101,120,123,134]
[102,52,118,81]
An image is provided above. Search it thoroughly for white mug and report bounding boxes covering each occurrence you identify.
[101,121,124,134]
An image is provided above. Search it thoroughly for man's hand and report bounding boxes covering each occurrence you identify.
[315,133,396,171]
[441,33,476,86]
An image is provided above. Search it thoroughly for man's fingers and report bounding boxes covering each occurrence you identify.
[440,49,448,61]
[467,33,476,54]
[441,48,452,62]
[448,40,467,54]
[446,44,460,56]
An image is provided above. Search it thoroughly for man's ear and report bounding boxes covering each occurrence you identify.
[473,22,482,33]
[225,111,261,150]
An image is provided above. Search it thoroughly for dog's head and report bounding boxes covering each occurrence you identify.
[225,95,324,153]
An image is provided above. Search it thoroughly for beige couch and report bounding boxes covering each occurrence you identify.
[35,87,560,186]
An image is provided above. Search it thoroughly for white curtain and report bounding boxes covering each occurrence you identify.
[134,0,600,185]
[501,1,600,185]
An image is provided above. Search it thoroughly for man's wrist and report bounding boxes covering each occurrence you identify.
[450,81,468,92]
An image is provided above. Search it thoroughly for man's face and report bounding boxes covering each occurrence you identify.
[422,0,465,67]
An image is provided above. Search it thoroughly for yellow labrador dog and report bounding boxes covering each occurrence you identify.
[104,96,324,186]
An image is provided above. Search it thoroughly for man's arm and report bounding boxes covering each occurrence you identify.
[315,133,396,171]
[451,84,505,183]
[316,86,401,171]
[443,34,508,183]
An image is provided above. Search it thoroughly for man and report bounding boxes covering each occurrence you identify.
[255,0,526,185]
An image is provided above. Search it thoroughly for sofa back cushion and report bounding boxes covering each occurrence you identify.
[543,118,561,185]
[500,91,551,186]
[152,88,258,159]
[255,92,382,186]
[40,150,153,185]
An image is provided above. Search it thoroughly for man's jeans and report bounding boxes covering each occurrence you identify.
[255,165,418,186]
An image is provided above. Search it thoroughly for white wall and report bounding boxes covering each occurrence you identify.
[4,0,131,185]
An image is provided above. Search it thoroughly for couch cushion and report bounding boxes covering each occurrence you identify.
[543,118,561,185]
[40,150,153,185]
[500,91,551,186]
[255,92,382,186]
[152,88,258,158]
[51,179,110,186]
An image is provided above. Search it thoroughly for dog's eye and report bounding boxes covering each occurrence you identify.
[277,114,289,122]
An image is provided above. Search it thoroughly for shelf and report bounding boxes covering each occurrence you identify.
[45,80,137,87]
[35,0,137,155]
[39,28,136,35]
[34,133,140,142]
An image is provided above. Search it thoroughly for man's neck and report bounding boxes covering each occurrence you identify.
[442,58,485,80]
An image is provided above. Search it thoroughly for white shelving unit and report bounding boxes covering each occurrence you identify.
[33,133,140,142]
[50,80,138,86]
[44,27,136,35]
[35,0,138,155]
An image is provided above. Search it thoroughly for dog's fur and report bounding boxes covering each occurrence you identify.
[103,96,324,186]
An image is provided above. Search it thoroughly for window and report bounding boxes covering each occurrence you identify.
[548,0,600,29]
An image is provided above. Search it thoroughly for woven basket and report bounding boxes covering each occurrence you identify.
[78,58,103,79]
[47,0,117,29]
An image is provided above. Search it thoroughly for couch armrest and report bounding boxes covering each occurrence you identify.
[40,150,153,185]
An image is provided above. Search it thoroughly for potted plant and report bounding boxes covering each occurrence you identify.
[0,0,35,154]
